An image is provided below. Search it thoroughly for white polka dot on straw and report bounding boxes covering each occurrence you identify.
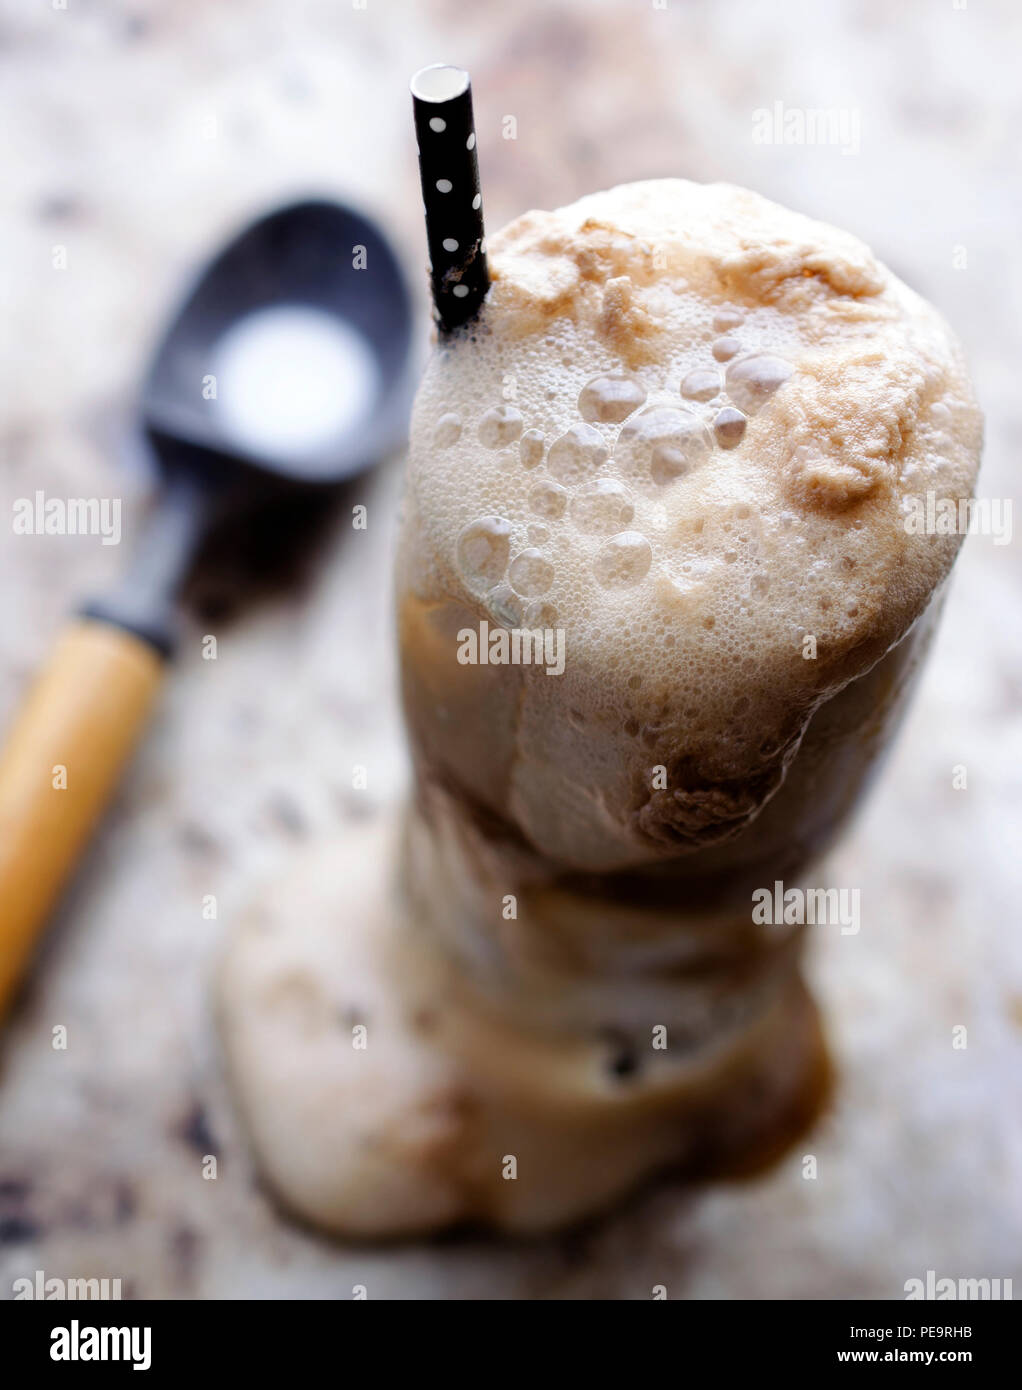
[443,238,459,251]
[436,178,452,193]
[466,132,476,150]
[472,193,481,210]
[429,117,446,132]
[452,285,469,298]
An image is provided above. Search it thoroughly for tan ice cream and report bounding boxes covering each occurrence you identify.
[218,181,982,1237]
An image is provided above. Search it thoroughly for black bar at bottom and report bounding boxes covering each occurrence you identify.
[1,1296,1014,1378]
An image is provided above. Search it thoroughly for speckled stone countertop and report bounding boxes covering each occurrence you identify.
[1,0,1020,1298]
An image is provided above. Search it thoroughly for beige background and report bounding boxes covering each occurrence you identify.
[1,0,1020,1298]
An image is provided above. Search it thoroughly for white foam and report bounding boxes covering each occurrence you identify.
[402,180,982,858]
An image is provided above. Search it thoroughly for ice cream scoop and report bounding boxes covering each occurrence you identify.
[0,198,414,1017]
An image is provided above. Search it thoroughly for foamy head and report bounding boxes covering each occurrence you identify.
[402,180,982,865]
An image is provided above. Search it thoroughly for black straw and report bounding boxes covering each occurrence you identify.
[411,64,490,333]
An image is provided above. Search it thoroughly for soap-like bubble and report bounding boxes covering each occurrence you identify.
[713,406,747,450]
[434,412,462,447]
[618,406,711,486]
[578,372,647,423]
[680,368,721,402]
[529,479,569,520]
[725,355,792,415]
[487,581,525,629]
[570,478,635,534]
[509,548,555,597]
[478,405,524,448]
[547,423,608,484]
[593,531,653,588]
[520,429,545,469]
[457,516,512,592]
[713,306,744,332]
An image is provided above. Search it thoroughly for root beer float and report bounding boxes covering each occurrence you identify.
[218,76,982,1237]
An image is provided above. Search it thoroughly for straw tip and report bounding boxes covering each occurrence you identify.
[411,64,470,103]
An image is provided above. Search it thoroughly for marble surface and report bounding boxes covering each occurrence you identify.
[1,0,1020,1298]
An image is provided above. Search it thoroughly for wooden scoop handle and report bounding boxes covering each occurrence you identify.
[0,619,163,1016]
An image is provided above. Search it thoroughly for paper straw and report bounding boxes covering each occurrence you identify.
[410,64,490,332]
